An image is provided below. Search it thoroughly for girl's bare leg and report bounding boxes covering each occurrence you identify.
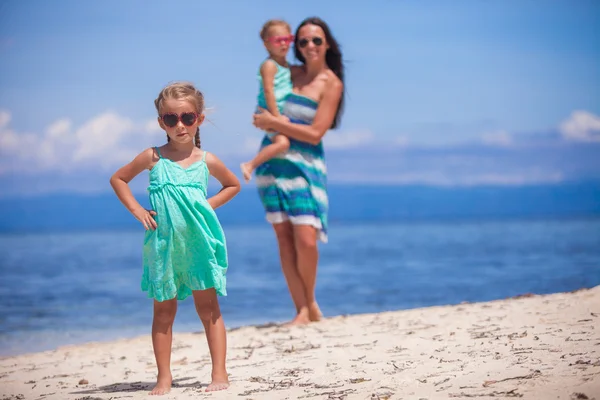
[241,134,290,182]
[150,298,178,395]
[193,289,229,392]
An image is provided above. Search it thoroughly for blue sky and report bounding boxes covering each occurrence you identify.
[0,0,599,196]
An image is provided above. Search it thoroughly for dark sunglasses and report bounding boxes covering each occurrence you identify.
[160,112,198,128]
[298,36,323,48]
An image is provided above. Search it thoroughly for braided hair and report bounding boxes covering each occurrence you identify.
[154,82,205,148]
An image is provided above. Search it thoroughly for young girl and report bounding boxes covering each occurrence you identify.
[110,82,240,395]
[240,19,294,183]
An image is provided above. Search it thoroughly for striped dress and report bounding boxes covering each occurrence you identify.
[255,92,329,243]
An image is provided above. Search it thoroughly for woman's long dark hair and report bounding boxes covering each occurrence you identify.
[294,17,344,129]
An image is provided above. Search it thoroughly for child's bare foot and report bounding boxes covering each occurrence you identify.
[240,162,253,183]
[206,371,229,392]
[149,374,172,395]
[308,302,323,322]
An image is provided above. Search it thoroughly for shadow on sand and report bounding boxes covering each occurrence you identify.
[70,376,204,396]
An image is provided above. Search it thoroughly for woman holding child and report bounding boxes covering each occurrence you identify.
[251,17,345,325]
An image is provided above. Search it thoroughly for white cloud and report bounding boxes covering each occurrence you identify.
[394,135,410,147]
[46,118,72,139]
[481,130,512,147]
[559,110,600,142]
[0,110,10,128]
[0,123,18,150]
[144,119,162,133]
[0,111,36,159]
[0,131,19,151]
[73,112,136,162]
[324,130,373,149]
[0,109,165,174]
[235,130,375,154]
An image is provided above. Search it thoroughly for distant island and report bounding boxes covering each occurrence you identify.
[1,182,599,232]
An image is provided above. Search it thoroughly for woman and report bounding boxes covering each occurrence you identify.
[253,16,344,325]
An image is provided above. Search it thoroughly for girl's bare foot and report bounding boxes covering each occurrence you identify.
[149,374,172,396]
[308,302,323,322]
[240,163,253,183]
[206,371,229,392]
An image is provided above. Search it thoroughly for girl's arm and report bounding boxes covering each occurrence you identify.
[253,76,343,145]
[260,60,281,117]
[205,152,241,209]
[110,147,158,230]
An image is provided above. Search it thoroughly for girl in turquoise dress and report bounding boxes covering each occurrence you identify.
[241,19,294,183]
[253,17,345,326]
[110,82,240,395]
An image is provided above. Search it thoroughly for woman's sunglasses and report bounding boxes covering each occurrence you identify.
[297,37,323,48]
[267,35,294,45]
[160,112,198,128]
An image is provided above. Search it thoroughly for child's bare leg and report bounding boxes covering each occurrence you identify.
[241,134,290,182]
[193,289,229,392]
[150,298,178,396]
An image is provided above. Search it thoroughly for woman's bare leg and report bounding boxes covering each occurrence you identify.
[272,221,310,324]
[293,225,322,321]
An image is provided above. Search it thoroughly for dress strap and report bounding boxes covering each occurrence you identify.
[202,150,207,162]
[155,146,162,158]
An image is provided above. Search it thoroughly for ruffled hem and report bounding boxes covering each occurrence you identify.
[141,268,227,302]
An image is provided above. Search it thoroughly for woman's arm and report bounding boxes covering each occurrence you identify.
[110,147,158,230]
[205,152,241,209]
[253,77,343,145]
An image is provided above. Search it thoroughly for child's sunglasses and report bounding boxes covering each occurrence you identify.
[267,35,294,45]
[298,37,323,48]
[160,112,198,128]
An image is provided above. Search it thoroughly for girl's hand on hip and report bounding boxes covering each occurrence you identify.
[133,207,157,230]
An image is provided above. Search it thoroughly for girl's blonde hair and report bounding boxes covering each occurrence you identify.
[260,19,291,40]
[154,81,205,148]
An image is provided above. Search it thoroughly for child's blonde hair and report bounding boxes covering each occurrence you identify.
[154,81,205,149]
[259,19,291,40]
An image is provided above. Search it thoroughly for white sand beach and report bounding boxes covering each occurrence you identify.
[1,286,599,400]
